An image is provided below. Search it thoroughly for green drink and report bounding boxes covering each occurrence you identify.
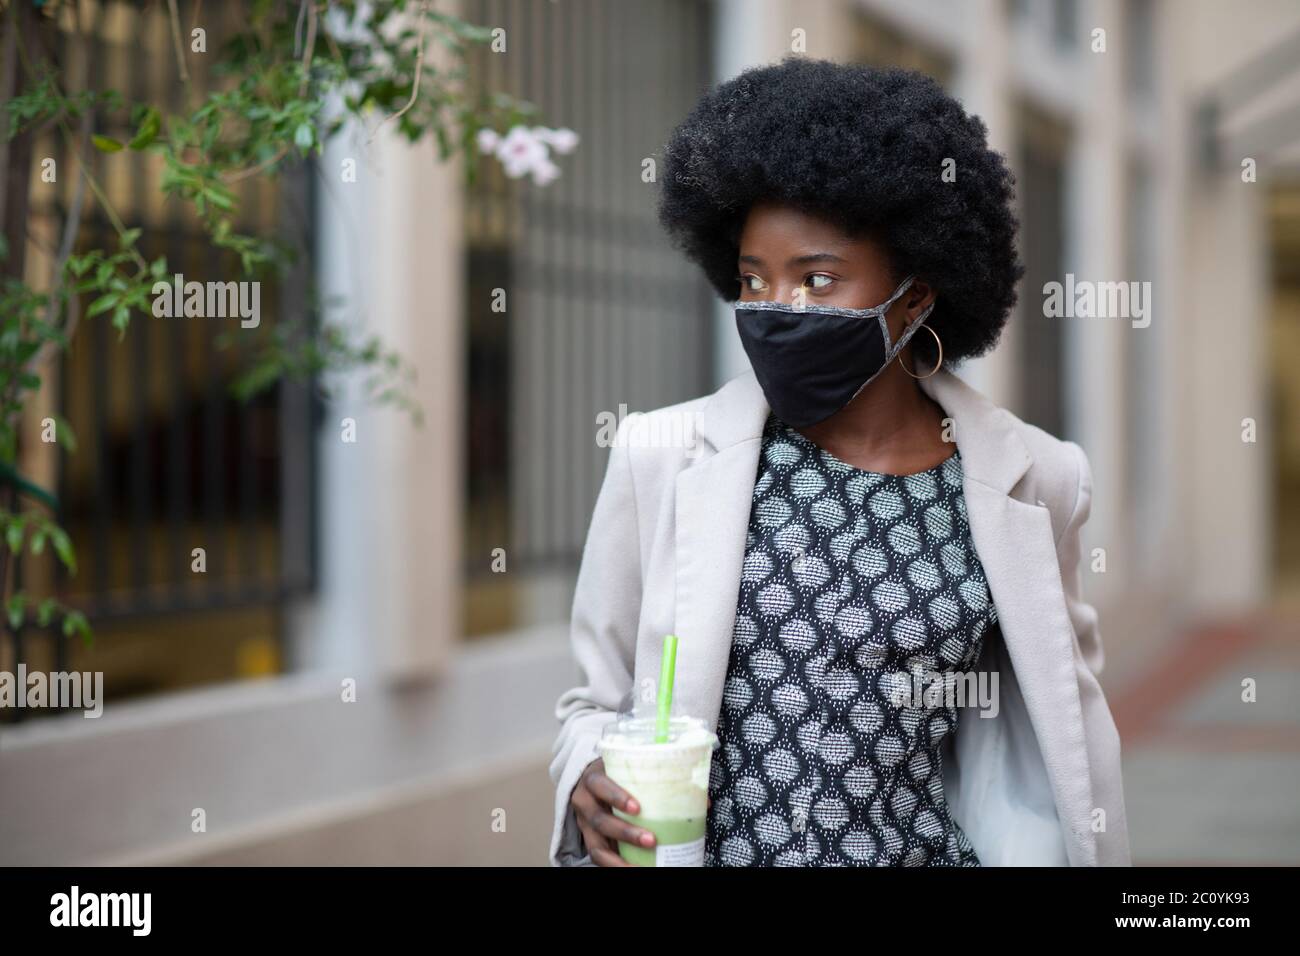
[608,814,708,867]
[599,714,719,867]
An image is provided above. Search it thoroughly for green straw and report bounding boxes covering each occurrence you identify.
[655,634,679,743]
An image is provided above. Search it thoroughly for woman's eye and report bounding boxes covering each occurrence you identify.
[737,274,768,293]
[804,273,835,290]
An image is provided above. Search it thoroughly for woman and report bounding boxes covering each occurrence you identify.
[550,58,1130,866]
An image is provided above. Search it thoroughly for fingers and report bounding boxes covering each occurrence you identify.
[582,767,640,816]
[588,801,656,849]
[589,842,632,867]
[576,814,626,867]
[573,782,655,848]
[572,771,656,866]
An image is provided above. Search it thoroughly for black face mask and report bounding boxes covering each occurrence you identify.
[734,276,934,428]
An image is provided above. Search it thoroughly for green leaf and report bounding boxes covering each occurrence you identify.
[205,187,235,211]
[53,415,78,454]
[91,134,124,153]
[293,122,314,150]
[62,610,91,646]
[5,517,25,553]
[128,107,161,150]
[36,597,56,628]
[87,293,116,317]
[7,593,27,631]
[50,527,76,575]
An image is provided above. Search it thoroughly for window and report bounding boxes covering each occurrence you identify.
[1123,0,1157,101]
[1051,0,1079,49]
[1267,179,1300,596]
[4,0,317,721]
[1016,108,1071,439]
[1122,159,1160,574]
[460,0,716,636]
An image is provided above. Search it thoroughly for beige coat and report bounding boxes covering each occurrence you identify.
[549,367,1131,866]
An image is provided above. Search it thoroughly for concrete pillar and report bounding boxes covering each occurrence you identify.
[707,0,859,388]
[954,0,1018,408]
[1063,0,1127,607]
[294,18,464,681]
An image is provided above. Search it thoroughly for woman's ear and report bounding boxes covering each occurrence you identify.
[905,279,936,323]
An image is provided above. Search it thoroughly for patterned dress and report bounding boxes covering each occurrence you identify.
[704,413,999,867]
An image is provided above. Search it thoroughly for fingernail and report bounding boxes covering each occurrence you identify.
[640,831,655,847]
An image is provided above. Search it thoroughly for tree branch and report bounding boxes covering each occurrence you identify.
[369,0,431,144]
[299,1,317,98]
[29,1,103,376]
[223,1,316,184]
[222,145,289,184]
[166,0,190,85]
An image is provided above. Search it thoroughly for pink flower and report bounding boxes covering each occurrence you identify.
[496,126,548,179]
[533,126,579,154]
[531,157,561,186]
[479,124,579,185]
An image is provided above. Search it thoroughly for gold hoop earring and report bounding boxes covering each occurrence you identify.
[897,324,943,379]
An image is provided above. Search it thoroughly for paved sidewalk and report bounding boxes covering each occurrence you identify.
[1108,612,1300,866]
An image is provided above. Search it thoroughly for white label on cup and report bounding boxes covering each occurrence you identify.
[655,836,705,867]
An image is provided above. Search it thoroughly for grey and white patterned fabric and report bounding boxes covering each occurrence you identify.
[704,412,997,867]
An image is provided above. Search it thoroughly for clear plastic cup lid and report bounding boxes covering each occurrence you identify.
[599,712,719,751]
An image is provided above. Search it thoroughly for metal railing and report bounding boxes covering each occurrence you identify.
[2,0,318,720]
[462,0,716,581]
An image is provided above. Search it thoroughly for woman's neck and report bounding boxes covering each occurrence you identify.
[795,364,951,475]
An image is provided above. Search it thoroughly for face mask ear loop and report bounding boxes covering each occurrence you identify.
[876,275,917,350]
[886,300,937,363]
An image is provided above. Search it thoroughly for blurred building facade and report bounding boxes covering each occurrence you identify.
[4,0,1298,866]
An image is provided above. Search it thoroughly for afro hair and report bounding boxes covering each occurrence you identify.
[657,57,1023,368]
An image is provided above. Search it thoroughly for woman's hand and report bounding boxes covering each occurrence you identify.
[571,758,656,866]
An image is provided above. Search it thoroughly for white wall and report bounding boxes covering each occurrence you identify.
[0,625,572,865]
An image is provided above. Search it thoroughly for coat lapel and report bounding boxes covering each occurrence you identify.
[671,368,1096,865]
[672,375,768,732]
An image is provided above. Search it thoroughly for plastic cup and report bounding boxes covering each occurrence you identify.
[597,713,719,867]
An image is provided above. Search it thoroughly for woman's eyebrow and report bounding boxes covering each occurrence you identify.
[789,252,847,266]
[737,252,847,266]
